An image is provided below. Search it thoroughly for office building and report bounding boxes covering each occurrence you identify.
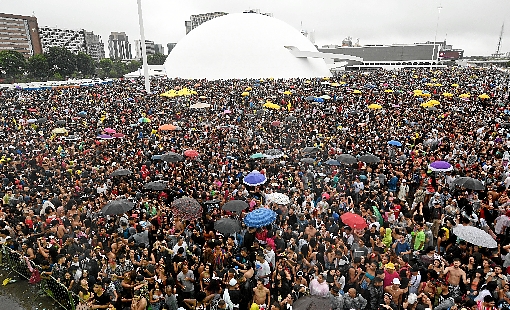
[108,32,132,60]
[185,12,228,34]
[167,43,177,54]
[154,44,164,55]
[0,13,42,57]
[84,31,105,60]
[134,39,155,59]
[39,27,86,54]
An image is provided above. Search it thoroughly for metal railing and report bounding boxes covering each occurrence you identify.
[1,245,76,310]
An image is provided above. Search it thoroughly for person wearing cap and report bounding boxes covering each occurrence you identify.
[385,277,406,305]
[383,262,400,288]
[223,278,241,310]
[328,285,344,310]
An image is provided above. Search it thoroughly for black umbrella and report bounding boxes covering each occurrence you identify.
[452,177,485,190]
[358,154,381,163]
[336,154,358,164]
[222,200,249,213]
[305,96,315,101]
[214,218,242,234]
[161,152,184,162]
[301,146,319,155]
[36,117,47,124]
[228,138,239,143]
[325,159,341,166]
[293,295,332,310]
[56,120,66,126]
[144,181,166,191]
[110,169,133,177]
[300,158,315,164]
[285,115,297,121]
[101,199,135,215]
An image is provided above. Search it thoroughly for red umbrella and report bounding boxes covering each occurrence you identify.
[340,212,367,229]
[184,149,199,158]
[28,108,38,112]
[113,133,125,138]
[271,121,281,127]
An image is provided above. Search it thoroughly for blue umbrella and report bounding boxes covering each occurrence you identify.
[78,111,87,117]
[314,97,325,103]
[243,171,267,186]
[388,140,402,147]
[325,159,340,166]
[151,155,162,160]
[244,208,277,228]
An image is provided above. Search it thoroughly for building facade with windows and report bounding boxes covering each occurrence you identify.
[185,12,228,34]
[39,27,86,54]
[0,13,42,57]
[108,32,132,60]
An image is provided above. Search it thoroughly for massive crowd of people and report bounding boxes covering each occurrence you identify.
[0,66,510,310]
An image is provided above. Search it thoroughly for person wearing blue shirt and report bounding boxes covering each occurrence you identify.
[392,235,411,256]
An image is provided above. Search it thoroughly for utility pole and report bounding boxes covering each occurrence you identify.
[496,23,504,57]
[431,5,442,68]
[137,0,150,93]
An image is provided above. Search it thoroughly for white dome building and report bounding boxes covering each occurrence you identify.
[165,13,331,80]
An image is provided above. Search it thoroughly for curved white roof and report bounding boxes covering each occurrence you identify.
[165,13,331,80]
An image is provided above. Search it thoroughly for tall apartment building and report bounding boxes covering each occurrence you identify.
[185,12,228,34]
[84,31,105,61]
[0,13,42,57]
[39,27,86,54]
[109,32,132,60]
[133,39,155,59]
[167,43,177,54]
[154,44,164,55]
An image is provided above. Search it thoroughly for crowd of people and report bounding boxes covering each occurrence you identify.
[0,66,510,310]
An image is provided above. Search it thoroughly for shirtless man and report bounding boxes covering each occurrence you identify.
[253,279,270,308]
[444,258,467,296]
[384,278,406,305]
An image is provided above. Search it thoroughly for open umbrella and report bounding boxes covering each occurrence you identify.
[267,193,290,205]
[36,117,47,124]
[301,146,319,155]
[388,140,402,147]
[161,152,184,162]
[222,200,249,213]
[159,124,178,131]
[452,177,485,190]
[52,128,68,134]
[189,102,211,109]
[358,154,380,163]
[64,135,80,141]
[113,133,125,138]
[171,197,202,221]
[243,171,267,186]
[77,111,87,117]
[184,149,199,158]
[138,117,151,123]
[55,120,66,126]
[341,212,368,229]
[428,161,452,172]
[101,199,135,215]
[305,96,315,101]
[104,128,116,134]
[110,169,132,177]
[144,181,166,191]
[97,134,113,140]
[453,225,497,248]
[228,138,239,143]
[285,115,297,121]
[250,153,265,159]
[244,208,277,228]
[214,218,242,234]
[264,149,284,159]
[479,93,490,99]
[368,104,383,110]
[292,295,332,310]
[336,154,357,164]
[300,158,315,164]
[271,121,282,127]
[325,159,341,166]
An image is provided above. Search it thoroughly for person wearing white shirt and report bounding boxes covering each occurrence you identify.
[263,245,275,268]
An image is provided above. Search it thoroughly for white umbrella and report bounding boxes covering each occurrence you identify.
[452,225,497,248]
[190,102,211,109]
[267,193,290,205]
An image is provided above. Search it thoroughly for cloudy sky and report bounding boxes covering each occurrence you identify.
[4,0,509,57]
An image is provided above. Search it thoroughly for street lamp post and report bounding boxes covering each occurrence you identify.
[431,5,442,68]
[137,0,150,94]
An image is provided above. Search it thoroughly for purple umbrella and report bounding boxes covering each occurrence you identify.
[428,161,452,172]
[97,134,113,140]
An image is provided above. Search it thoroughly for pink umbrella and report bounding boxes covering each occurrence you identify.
[224,110,231,114]
[184,149,199,158]
[104,128,116,134]
[113,133,125,138]
[271,121,281,127]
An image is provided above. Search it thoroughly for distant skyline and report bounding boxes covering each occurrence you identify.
[3,0,509,57]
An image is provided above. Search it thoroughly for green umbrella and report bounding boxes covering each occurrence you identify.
[250,153,265,159]
[372,205,384,227]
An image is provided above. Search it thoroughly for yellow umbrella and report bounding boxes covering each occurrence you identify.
[368,104,383,110]
[263,102,281,110]
[353,89,362,94]
[322,77,330,80]
[283,91,292,95]
[433,83,443,87]
[304,80,311,84]
[245,87,252,91]
[459,93,470,98]
[451,83,459,87]
[478,93,490,99]
[421,93,431,98]
[339,81,347,85]
[384,89,394,93]
[426,100,441,106]
[431,78,438,82]
[330,82,340,87]
[241,92,250,97]
[52,128,68,134]
[199,96,207,99]
[425,83,434,87]
[442,92,453,97]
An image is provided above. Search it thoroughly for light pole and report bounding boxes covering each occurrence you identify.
[137,0,150,93]
[431,5,442,68]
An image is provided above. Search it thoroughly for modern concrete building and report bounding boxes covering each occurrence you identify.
[108,32,132,60]
[39,27,86,54]
[185,12,228,34]
[134,39,155,59]
[84,31,105,60]
[0,13,42,57]
[154,44,164,55]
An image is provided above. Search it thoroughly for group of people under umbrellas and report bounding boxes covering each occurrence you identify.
[0,66,510,310]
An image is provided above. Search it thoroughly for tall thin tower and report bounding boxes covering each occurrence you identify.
[496,23,504,57]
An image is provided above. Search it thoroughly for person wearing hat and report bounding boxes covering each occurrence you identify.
[384,278,405,305]
[329,285,344,310]
[223,278,241,310]
[383,262,400,288]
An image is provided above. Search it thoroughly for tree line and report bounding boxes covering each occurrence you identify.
[0,47,168,83]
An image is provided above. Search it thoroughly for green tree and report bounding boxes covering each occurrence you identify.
[111,60,127,78]
[126,60,142,73]
[75,52,95,77]
[147,53,167,65]
[0,50,26,79]
[27,53,49,79]
[45,47,76,77]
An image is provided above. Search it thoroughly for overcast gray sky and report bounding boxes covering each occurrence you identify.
[3,0,509,57]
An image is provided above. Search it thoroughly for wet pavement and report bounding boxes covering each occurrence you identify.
[0,267,61,310]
